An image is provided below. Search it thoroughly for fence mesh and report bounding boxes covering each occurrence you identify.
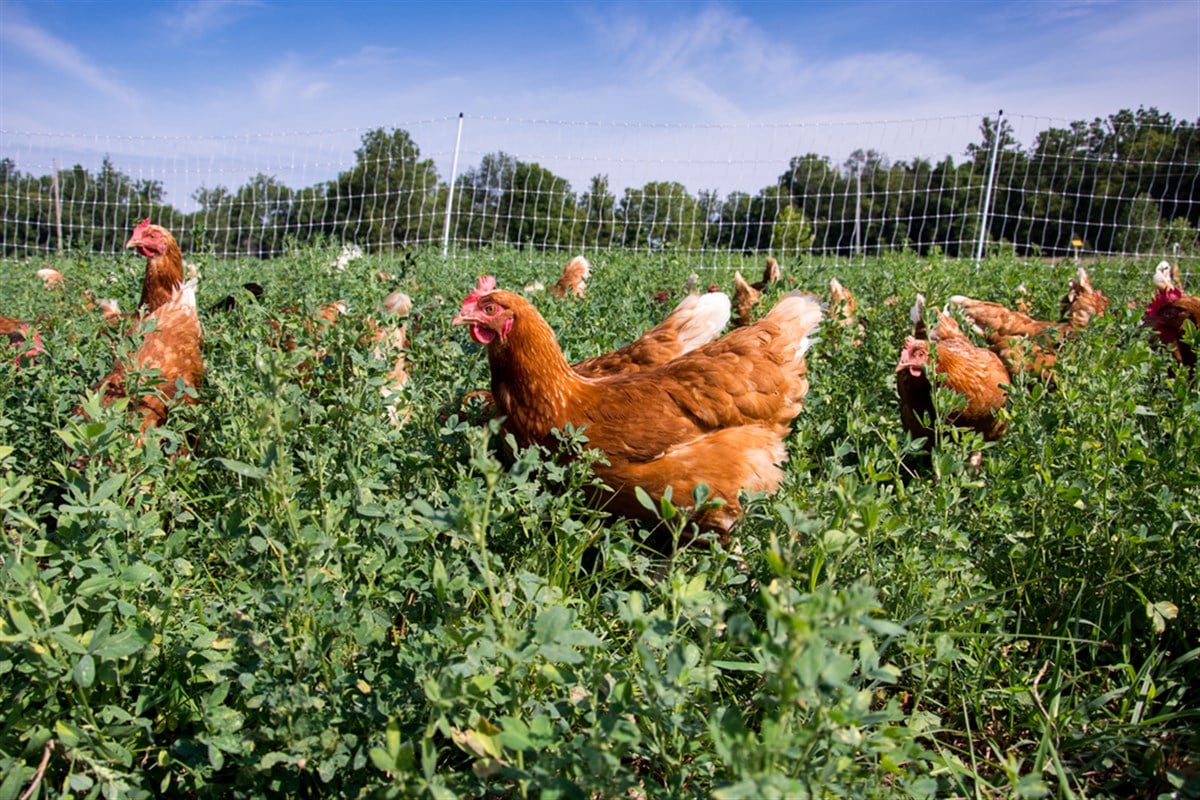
[1,110,1196,265]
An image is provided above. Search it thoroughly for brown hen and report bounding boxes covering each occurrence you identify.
[829,277,864,343]
[1,316,44,366]
[949,267,1107,380]
[896,296,1009,447]
[91,278,203,433]
[453,277,821,541]
[548,255,591,299]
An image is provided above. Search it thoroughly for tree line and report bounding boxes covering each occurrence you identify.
[1,107,1196,259]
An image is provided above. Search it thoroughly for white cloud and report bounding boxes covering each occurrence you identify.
[253,56,331,110]
[580,5,799,120]
[333,45,404,70]
[1,0,1194,210]
[172,0,262,39]
[791,50,968,112]
[0,5,139,106]
[665,75,749,123]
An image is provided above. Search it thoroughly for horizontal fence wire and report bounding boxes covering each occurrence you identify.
[1,111,1196,271]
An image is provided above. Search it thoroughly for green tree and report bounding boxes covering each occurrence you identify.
[453,151,518,245]
[713,191,753,250]
[228,174,294,257]
[777,153,846,254]
[578,174,617,248]
[452,153,576,249]
[772,203,815,255]
[965,115,1020,171]
[38,157,178,252]
[618,181,703,251]
[0,159,47,254]
[714,184,792,254]
[1118,193,1200,257]
[503,161,576,249]
[1016,107,1200,255]
[330,128,443,253]
[190,184,234,252]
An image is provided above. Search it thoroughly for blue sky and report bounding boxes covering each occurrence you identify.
[1,0,1197,207]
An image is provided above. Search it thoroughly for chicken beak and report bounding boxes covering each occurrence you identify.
[451,311,470,327]
[124,233,140,249]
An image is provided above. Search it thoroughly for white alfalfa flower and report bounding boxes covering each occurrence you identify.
[333,243,364,272]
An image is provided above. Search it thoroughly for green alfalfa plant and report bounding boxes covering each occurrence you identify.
[707,559,926,798]
[904,302,1200,795]
[369,419,585,796]
[2,247,1196,798]
[0,414,205,799]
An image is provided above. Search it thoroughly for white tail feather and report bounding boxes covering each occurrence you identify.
[765,291,823,363]
[178,277,198,310]
[1154,260,1175,290]
[911,293,927,325]
[671,291,731,353]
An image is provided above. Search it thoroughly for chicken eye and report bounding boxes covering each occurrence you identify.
[482,303,498,315]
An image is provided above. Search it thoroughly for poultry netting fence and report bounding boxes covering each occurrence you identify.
[1,111,1197,273]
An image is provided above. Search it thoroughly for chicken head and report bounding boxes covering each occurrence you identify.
[125,218,174,258]
[895,336,928,377]
[455,275,514,344]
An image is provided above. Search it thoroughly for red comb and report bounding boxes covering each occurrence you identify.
[459,275,498,315]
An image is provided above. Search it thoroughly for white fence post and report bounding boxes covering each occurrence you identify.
[975,109,1004,268]
[51,159,63,254]
[442,113,465,257]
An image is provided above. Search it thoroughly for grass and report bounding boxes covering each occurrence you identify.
[1,243,1198,799]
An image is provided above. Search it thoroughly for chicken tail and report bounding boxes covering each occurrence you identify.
[382,289,413,317]
[98,298,123,321]
[829,277,854,305]
[764,291,823,361]
[1062,266,1108,327]
[1154,260,1179,291]
[151,278,201,337]
[731,271,762,327]
[755,255,781,290]
[910,294,927,340]
[178,277,199,311]
[666,291,732,353]
[1073,266,1093,292]
[931,309,967,342]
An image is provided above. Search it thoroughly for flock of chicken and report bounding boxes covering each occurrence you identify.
[4,221,1198,543]
[456,253,1198,541]
[2,219,412,439]
[897,261,1199,459]
[895,266,1112,451]
[3,220,204,435]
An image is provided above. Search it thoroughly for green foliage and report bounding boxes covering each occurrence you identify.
[619,181,705,252]
[0,247,1198,798]
[771,204,815,256]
